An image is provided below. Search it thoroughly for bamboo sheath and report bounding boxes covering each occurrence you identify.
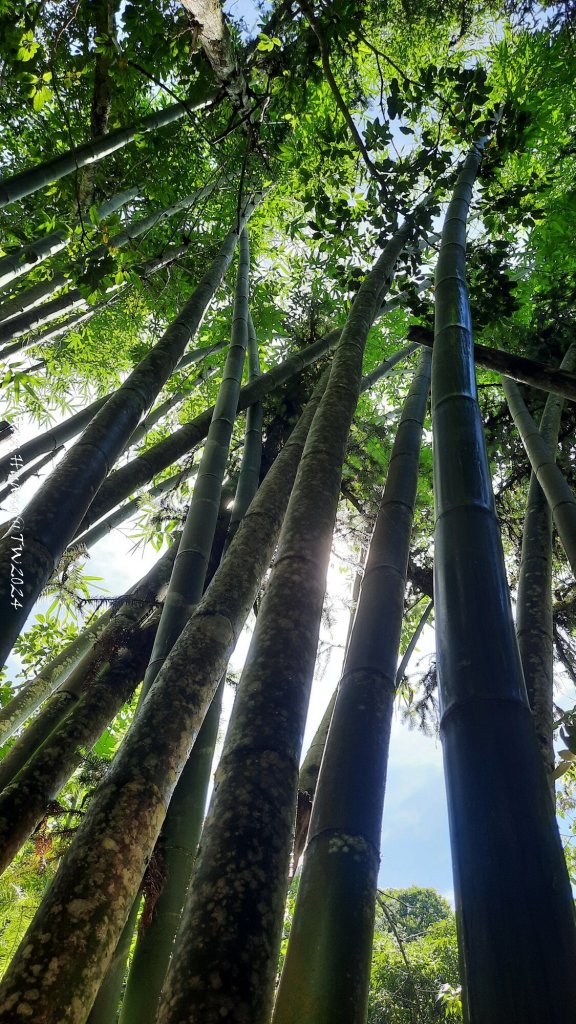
[0,341,414,1024]
[0,93,217,209]
[432,141,576,1022]
[503,376,576,575]
[273,347,432,1024]
[0,200,258,668]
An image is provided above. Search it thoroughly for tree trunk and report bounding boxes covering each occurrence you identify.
[432,140,576,1023]
[0,201,257,668]
[273,348,431,1024]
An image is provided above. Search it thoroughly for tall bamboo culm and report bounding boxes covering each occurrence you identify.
[432,140,576,1022]
[273,347,431,1024]
[0,343,409,1022]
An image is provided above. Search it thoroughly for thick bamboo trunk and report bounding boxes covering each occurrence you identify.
[273,348,431,1024]
[0,188,138,292]
[0,91,216,209]
[432,142,576,1023]
[516,344,576,788]
[86,898,141,1024]
[0,203,257,667]
[117,231,252,1024]
[0,340,412,1022]
[0,367,325,1024]
[156,225,410,1024]
[503,376,576,575]
[0,613,157,873]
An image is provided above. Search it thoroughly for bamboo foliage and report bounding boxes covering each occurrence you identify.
[432,141,576,1022]
[0,188,139,292]
[273,347,432,1024]
[0,93,216,209]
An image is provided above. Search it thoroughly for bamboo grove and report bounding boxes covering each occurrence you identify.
[0,0,575,1021]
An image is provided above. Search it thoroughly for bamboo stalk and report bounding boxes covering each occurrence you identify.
[516,343,576,787]
[0,93,216,209]
[0,345,414,1022]
[0,188,138,292]
[432,140,576,1022]
[273,348,431,1024]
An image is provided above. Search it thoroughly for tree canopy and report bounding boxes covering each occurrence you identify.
[0,0,575,1020]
